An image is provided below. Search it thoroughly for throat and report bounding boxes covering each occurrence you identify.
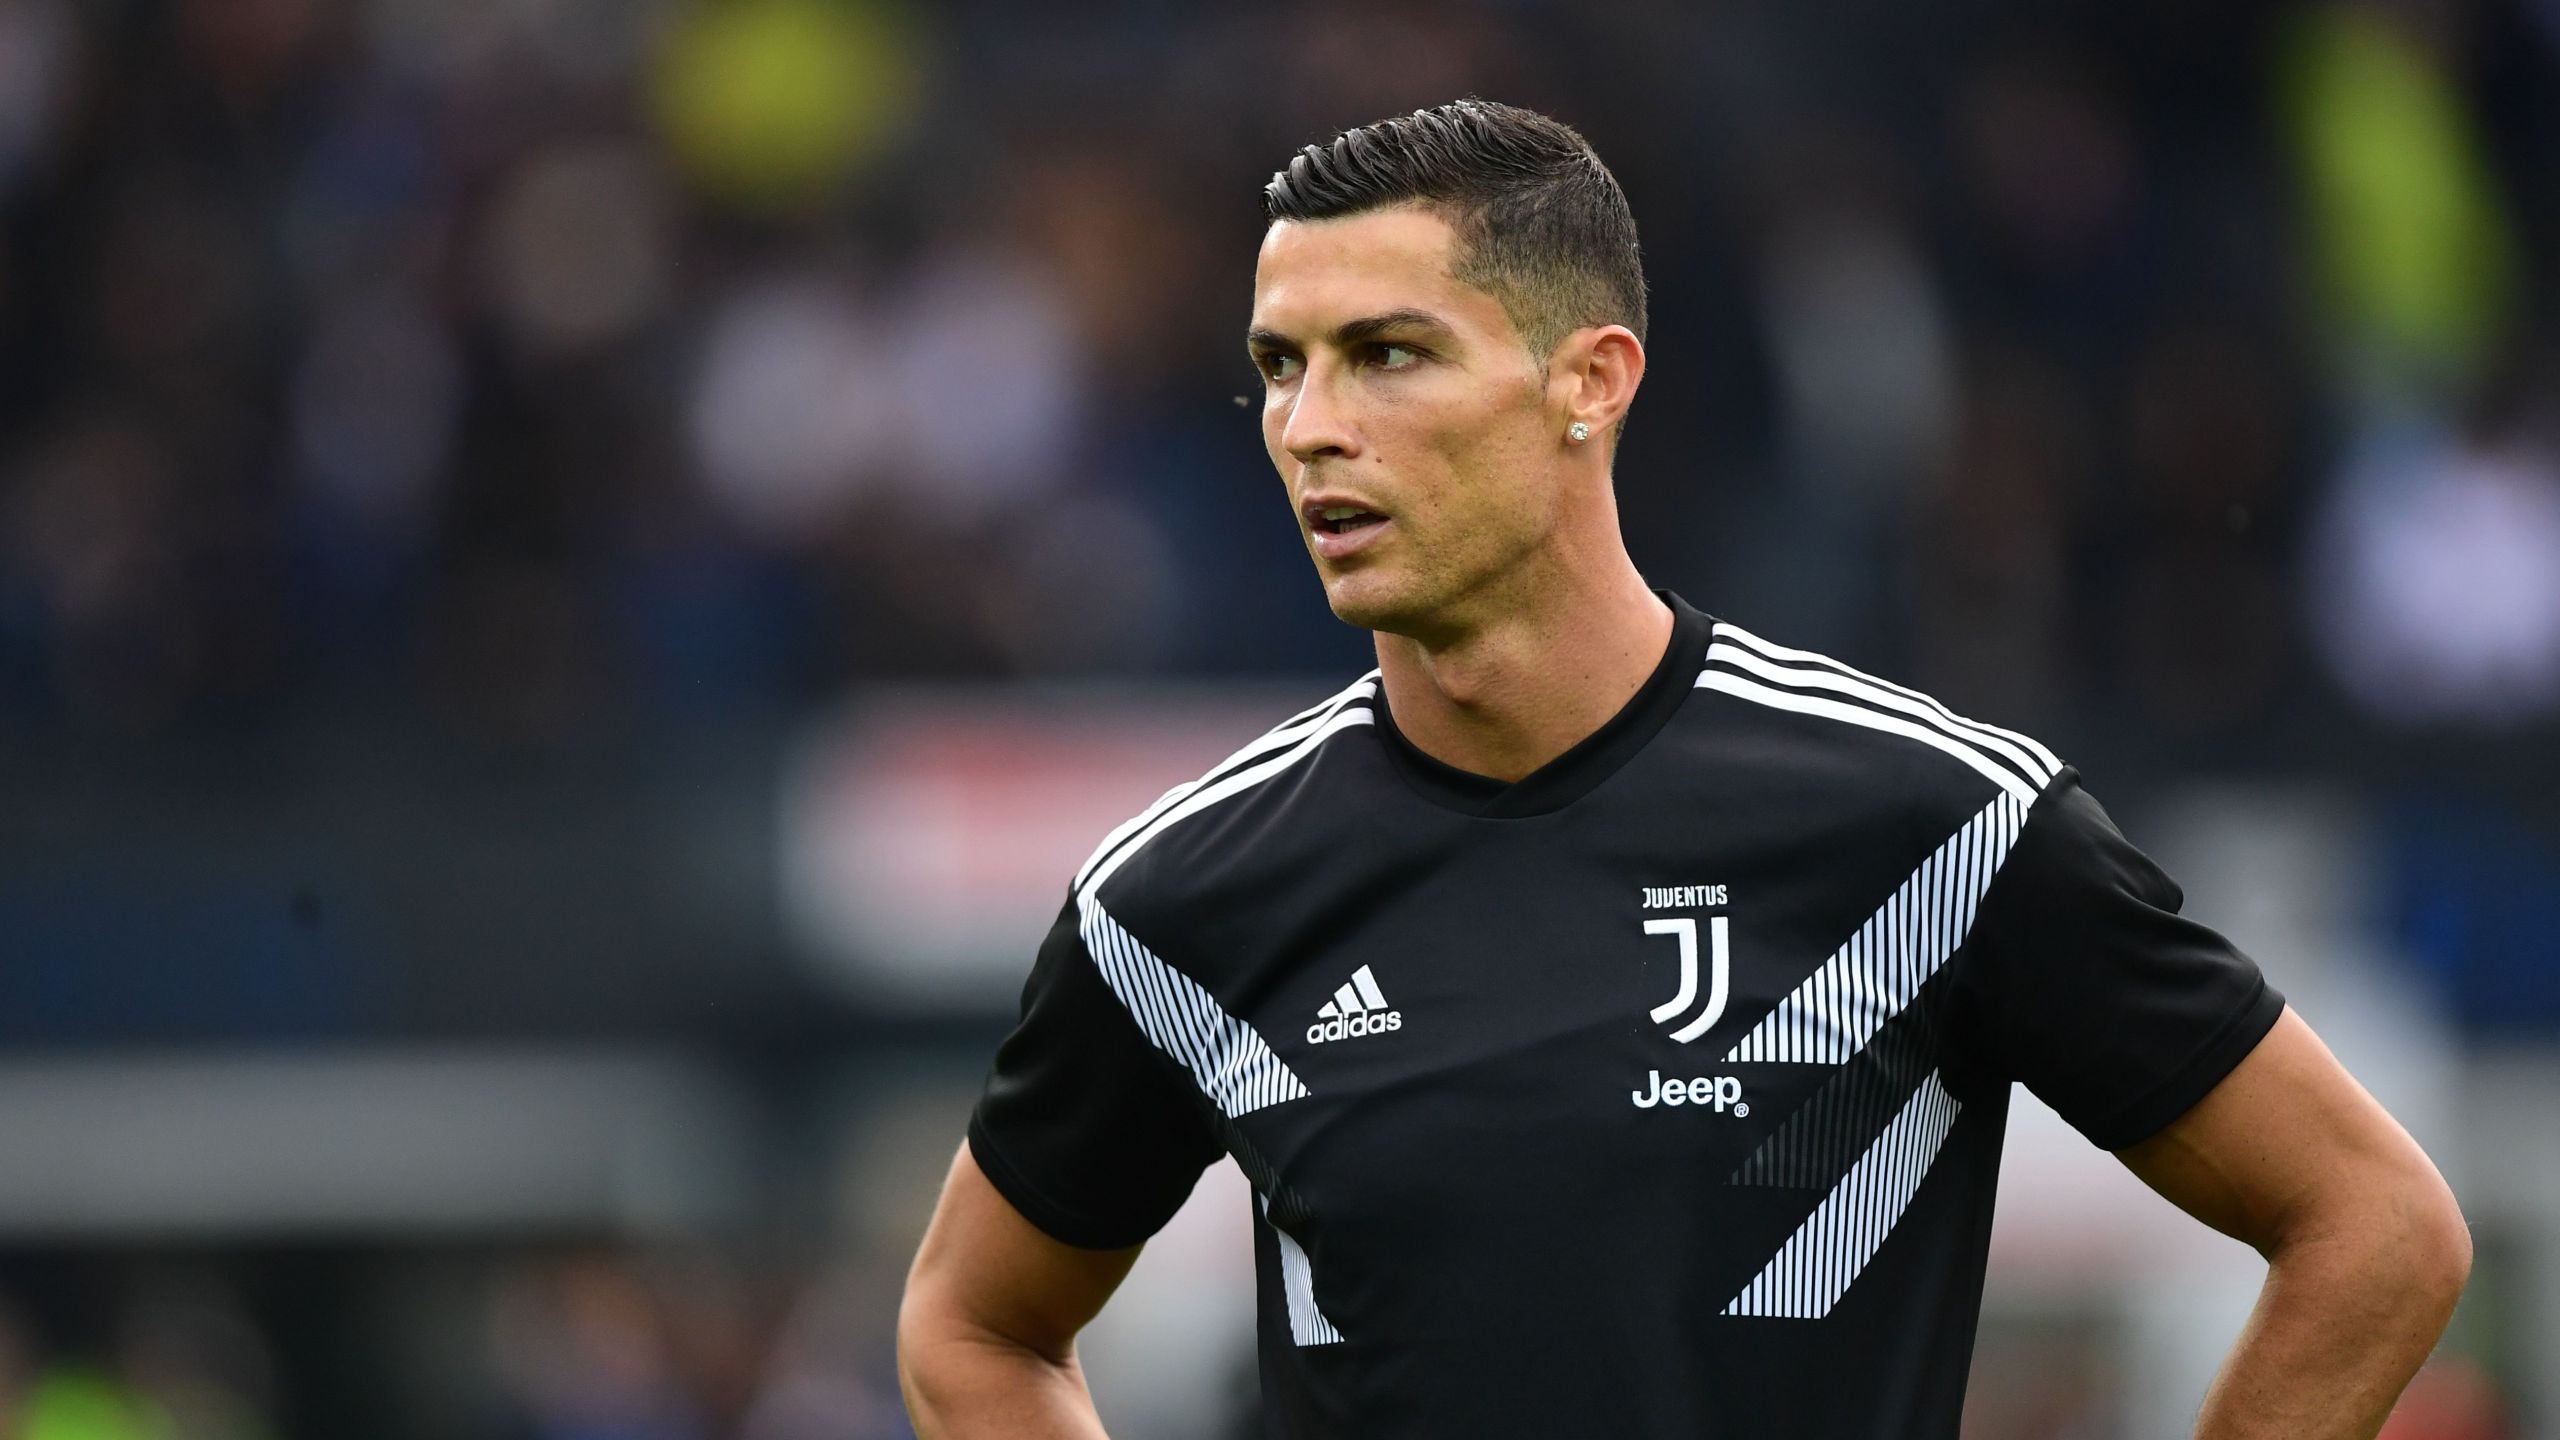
[1374,591,1678,784]
[1378,647,1579,784]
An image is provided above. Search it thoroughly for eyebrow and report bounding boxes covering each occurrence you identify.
[1246,308,1459,354]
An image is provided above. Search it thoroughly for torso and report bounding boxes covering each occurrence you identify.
[1077,596,2055,1437]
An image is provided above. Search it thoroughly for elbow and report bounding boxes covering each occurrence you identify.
[2381,1140,2474,1319]
[896,1276,961,1423]
[896,1271,1078,1430]
[895,1288,931,1415]
[2326,1161,2472,1329]
[2403,1172,2473,1323]
[2273,1157,2472,1333]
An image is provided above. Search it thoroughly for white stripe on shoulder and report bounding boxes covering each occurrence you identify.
[1079,895,1311,1120]
[1701,639,2052,792]
[1073,671,1379,892]
[1712,623,2062,776]
[1725,792,2030,1065]
[1697,669,2040,803]
[1077,676,1378,898]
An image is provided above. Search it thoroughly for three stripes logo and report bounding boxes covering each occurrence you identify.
[1306,964,1402,1044]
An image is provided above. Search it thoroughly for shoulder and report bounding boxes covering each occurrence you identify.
[1688,618,2064,825]
[1072,669,1383,912]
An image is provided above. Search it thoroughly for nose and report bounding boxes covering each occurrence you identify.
[1279,365,1359,466]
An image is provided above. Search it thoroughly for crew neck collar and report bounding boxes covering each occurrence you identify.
[1373,590,1715,819]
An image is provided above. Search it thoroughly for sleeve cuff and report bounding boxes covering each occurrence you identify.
[965,1111,1158,1252]
[2078,976,2287,1151]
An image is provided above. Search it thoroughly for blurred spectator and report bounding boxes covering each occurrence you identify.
[1951,35,2156,372]
[1907,336,2081,730]
[1738,116,1953,652]
[687,265,893,549]
[488,1254,718,1440]
[0,0,73,200]
[115,1276,279,1440]
[2112,314,2301,743]
[732,1261,909,1440]
[479,138,677,365]
[2281,0,2521,407]
[0,1274,281,1440]
[2310,382,2560,728]
[7,409,213,728]
[649,0,921,215]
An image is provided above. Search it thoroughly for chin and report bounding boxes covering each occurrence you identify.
[1319,568,1430,635]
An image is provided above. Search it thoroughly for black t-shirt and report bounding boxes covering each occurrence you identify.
[968,593,2281,1439]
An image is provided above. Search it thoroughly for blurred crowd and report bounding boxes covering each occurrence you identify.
[1,0,2555,753]
[0,1249,919,1440]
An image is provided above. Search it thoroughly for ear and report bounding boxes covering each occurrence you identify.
[1552,325,1646,445]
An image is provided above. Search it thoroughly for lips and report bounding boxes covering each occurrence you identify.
[1301,495,1392,561]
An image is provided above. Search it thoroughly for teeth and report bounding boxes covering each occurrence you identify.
[1320,506,1364,521]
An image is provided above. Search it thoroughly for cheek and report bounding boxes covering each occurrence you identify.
[1426,393,1543,504]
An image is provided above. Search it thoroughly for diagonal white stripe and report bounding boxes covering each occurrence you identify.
[1075,673,1379,891]
[1713,623,2062,775]
[1081,706,1377,900]
[1697,671,2040,803]
[1723,1072,1963,1319]
[1261,1194,1344,1345]
[1077,898,1309,1120]
[1703,642,2051,790]
[1726,795,2028,1065]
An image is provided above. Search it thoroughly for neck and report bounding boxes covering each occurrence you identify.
[1374,554,1673,784]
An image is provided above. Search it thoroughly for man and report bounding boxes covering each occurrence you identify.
[899,99,2470,1438]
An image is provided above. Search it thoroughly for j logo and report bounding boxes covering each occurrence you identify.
[1643,915,1730,1044]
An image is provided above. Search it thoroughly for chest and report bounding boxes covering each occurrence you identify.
[1218,813,1949,1219]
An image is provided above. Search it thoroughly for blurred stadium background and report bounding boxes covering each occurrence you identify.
[0,0,2554,1434]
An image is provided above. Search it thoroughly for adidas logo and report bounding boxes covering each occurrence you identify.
[1305,965,1402,1044]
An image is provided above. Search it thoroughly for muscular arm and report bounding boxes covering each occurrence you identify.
[2115,1006,2471,1439]
[898,1142,1143,1439]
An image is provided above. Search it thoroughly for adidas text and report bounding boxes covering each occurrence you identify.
[1631,1069,1749,1115]
[1307,1010,1403,1044]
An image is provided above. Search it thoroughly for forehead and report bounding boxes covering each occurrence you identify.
[1251,206,1511,340]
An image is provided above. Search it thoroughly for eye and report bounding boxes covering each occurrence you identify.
[1257,352,1302,382]
[1370,343,1422,370]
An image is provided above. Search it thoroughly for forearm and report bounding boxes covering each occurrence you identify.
[2192,1208,2470,1438]
[899,1320,1114,1440]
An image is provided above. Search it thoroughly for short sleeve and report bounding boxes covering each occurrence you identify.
[1949,769,2285,1150]
[967,895,1226,1249]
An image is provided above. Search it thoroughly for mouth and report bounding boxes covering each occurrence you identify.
[1303,499,1390,536]
[1302,498,1393,562]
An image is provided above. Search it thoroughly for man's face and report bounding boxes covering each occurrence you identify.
[1248,206,1565,639]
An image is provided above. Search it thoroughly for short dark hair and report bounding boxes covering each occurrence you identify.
[1264,99,1647,360]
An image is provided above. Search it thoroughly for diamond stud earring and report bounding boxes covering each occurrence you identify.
[1568,422,1591,443]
